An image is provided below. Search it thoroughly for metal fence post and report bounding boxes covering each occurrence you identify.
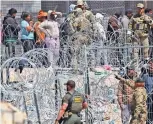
[33,90,41,124]
[55,71,58,111]
[84,45,89,124]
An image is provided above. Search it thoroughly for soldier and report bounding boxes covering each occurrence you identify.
[129,3,153,62]
[76,0,84,10]
[76,0,95,25]
[82,1,95,24]
[115,75,147,124]
[73,8,92,34]
[117,65,136,124]
[55,80,88,124]
[63,4,77,36]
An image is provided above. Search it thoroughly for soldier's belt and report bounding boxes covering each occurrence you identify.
[68,112,81,117]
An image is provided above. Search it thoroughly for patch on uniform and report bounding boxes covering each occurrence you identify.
[74,97,82,103]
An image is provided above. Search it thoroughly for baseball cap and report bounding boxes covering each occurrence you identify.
[77,0,84,6]
[64,80,75,87]
[137,3,144,8]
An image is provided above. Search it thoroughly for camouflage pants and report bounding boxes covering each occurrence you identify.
[130,117,146,124]
[133,37,149,60]
[130,112,147,124]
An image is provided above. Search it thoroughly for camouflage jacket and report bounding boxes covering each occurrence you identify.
[132,87,147,120]
[73,15,92,33]
[119,77,147,119]
[117,79,134,105]
[129,13,153,37]
[83,10,95,24]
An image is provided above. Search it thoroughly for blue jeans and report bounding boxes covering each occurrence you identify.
[121,104,131,124]
[21,39,34,53]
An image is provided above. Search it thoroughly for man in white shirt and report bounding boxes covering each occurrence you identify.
[121,9,133,30]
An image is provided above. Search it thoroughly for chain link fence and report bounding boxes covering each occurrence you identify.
[1,28,153,124]
[1,1,153,124]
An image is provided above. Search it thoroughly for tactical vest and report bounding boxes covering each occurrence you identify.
[67,91,83,113]
[132,15,150,37]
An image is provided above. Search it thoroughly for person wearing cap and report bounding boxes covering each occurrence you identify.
[82,1,95,24]
[129,3,153,62]
[76,0,95,25]
[121,9,133,30]
[117,65,136,124]
[70,8,92,68]
[142,59,153,123]
[33,10,47,45]
[55,80,88,124]
[76,0,84,10]
[39,10,60,64]
[115,75,147,124]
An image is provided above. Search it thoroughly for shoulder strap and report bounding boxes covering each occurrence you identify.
[67,91,76,111]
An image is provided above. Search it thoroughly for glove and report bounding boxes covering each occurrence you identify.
[114,74,121,80]
[54,120,59,124]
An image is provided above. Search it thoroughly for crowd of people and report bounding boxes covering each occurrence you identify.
[1,1,153,62]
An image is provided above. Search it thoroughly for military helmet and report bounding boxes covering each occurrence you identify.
[77,0,84,6]
[135,78,145,83]
[137,3,144,8]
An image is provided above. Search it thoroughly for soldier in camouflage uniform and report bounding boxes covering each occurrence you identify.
[117,65,136,124]
[82,1,95,24]
[129,3,153,62]
[64,4,77,36]
[55,80,88,124]
[72,8,92,46]
[76,0,95,30]
[115,75,147,124]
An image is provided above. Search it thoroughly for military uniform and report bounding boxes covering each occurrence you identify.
[83,10,95,24]
[129,3,153,60]
[62,90,86,124]
[115,76,147,124]
[73,8,92,33]
[66,12,76,35]
[72,8,92,45]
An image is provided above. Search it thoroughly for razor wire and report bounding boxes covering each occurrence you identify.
[1,18,153,124]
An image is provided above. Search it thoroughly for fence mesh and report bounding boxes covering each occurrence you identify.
[1,1,153,124]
